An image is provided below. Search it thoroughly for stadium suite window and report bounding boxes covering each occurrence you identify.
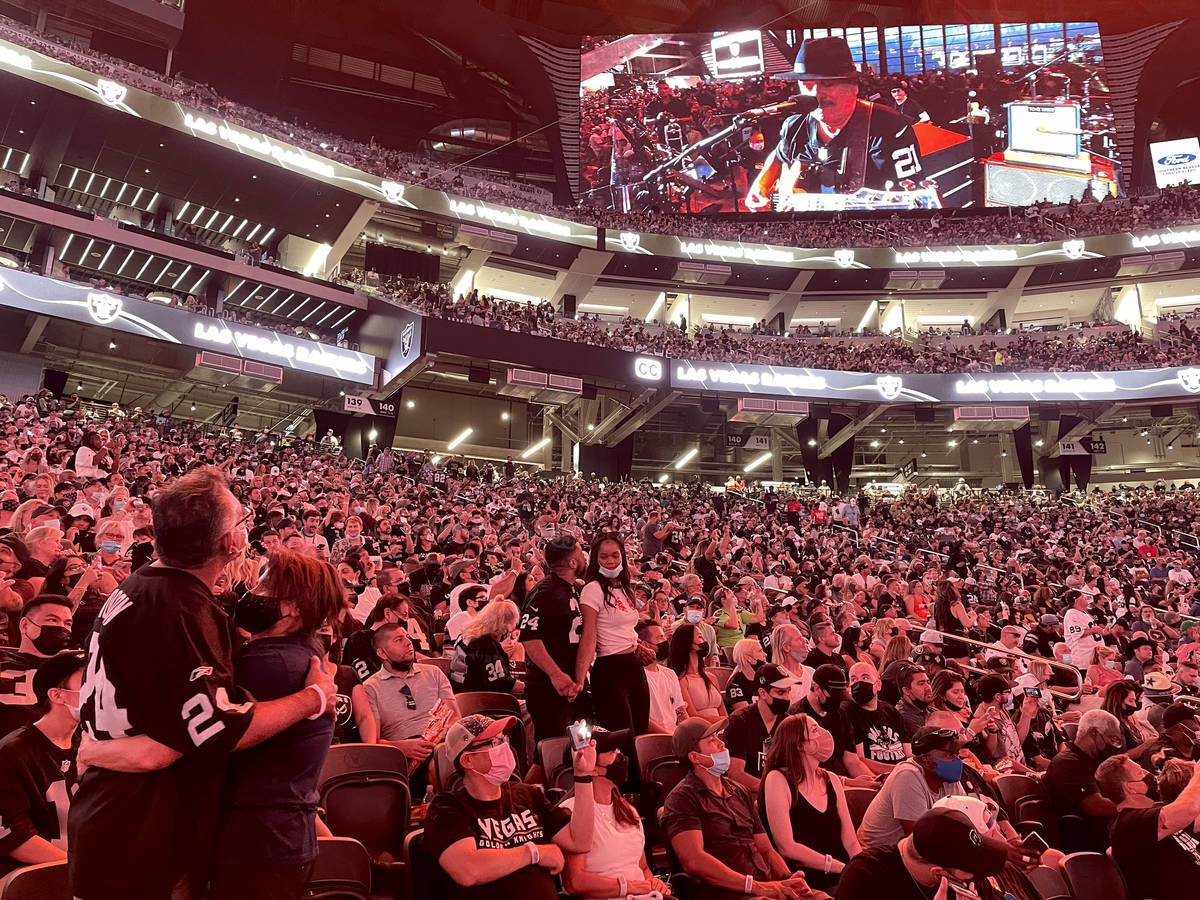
[944,25,969,69]
[900,25,922,75]
[1029,22,1066,63]
[968,24,995,59]
[922,25,945,70]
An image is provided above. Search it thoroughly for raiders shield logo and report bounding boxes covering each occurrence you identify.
[86,292,123,325]
[834,249,855,268]
[381,180,406,204]
[96,79,127,107]
[400,320,415,357]
[1178,368,1200,393]
[1062,239,1085,260]
[875,375,903,401]
[619,231,641,252]
[334,693,352,725]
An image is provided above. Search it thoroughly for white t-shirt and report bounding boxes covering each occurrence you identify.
[74,445,106,479]
[350,586,381,624]
[645,663,685,730]
[559,796,644,897]
[445,610,476,644]
[580,581,639,657]
[1063,607,1098,661]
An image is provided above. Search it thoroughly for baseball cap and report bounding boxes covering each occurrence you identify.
[684,596,706,608]
[560,726,630,766]
[911,727,960,755]
[1162,701,1199,730]
[911,808,1010,877]
[913,649,946,668]
[673,717,726,762]
[68,502,96,521]
[32,650,86,703]
[443,713,517,762]
[919,630,945,645]
[1039,614,1060,627]
[812,663,849,695]
[737,575,759,587]
[754,663,799,693]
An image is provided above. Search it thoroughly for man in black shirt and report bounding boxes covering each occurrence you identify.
[725,664,797,793]
[0,595,73,740]
[747,37,925,207]
[1100,754,1200,900]
[888,85,930,124]
[839,807,1008,900]
[803,621,846,672]
[793,664,875,785]
[519,534,587,742]
[0,649,83,876]
[643,81,693,142]
[68,469,337,900]
[845,661,908,776]
[1043,708,1123,853]
[424,714,597,900]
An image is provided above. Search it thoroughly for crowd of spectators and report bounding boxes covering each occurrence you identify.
[349,272,1200,374]
[1,389,1200,899]
[7,16,1200,255]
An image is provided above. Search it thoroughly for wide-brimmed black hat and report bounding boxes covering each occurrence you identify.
[781,36,859,81]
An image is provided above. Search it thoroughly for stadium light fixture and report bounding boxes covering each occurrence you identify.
[658,473,670,484]
[744,451,772,473]
[406,400,415,409]
[368,429,378,441]
[521,437,551,459]
[431,455,442,465]
[673,448,699,469]
[447,428,473,451]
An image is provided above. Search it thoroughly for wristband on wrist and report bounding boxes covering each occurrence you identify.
[574,774,594,783]
[527,842,540,866]
[304,683,326,720]
[824,853,833,874]
[745,875,754,895]
[617,875,628,897]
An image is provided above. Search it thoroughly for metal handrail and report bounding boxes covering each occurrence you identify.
[907,621,1084,701]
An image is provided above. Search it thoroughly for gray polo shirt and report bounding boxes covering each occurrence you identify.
[363,663,454,742]
[856,759,964,850]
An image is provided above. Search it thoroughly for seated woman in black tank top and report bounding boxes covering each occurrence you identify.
[759,713,863,893]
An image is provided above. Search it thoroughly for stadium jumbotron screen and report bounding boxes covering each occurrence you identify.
[579,23,1118,214]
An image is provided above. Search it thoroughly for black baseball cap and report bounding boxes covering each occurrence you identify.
[755,663,800,693]
[976,673,1012,701]
[911,808,1009,877]
[32,650,86,703]
[813,663,849,695]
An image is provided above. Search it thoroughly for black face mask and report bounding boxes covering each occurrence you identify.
[851,681,876,705]
[29,623,71,655]
[603,751,629,785]
[655,641,670,661]
[235,590,285,635]
[945,699,963,712]
[767,696,791,717]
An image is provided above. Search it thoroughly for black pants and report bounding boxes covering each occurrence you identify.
[525,675,591,744]
[591,653,650,789]
[210,859,314,900]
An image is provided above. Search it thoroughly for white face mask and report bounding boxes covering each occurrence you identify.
[598,563,623,579]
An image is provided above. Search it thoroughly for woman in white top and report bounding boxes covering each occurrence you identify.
[576,532,649,746]
[562,729,669,900]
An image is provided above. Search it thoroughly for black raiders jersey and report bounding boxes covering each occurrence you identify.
[0,724,74,876]
[78,566,254,753]
[774,100,923,192]
[0,649,45,741]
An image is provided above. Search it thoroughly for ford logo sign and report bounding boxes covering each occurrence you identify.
[1158,153,1197,167]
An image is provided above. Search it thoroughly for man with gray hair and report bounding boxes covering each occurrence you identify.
[1043,708,1123,852]
[68,468,338,900]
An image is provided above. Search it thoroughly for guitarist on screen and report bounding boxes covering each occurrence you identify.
[745,36,927,210]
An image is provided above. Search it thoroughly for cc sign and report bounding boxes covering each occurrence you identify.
[635,357,663,381]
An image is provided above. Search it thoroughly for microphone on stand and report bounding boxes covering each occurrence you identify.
[741,100,801,117]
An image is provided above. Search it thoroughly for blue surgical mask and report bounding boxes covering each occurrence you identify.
[1061,654,1073,665]
[1103,660,1116,670]
[932,756,963,783]
[705,748,731,777]
[686,609,702,624]
[113,500,126,512]
[100,540,121,554]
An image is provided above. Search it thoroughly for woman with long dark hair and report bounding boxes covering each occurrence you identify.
[576,532,649,739]
[669,622,725,723]
[932,578,974,661]
[213,550,346,898]
[760,714,860,894]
